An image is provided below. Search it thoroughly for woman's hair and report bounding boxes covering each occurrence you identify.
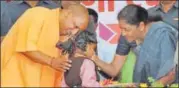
[117,4,162,26]
[56,30,97,57]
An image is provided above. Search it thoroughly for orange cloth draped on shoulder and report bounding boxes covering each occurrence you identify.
[1,7,63,87]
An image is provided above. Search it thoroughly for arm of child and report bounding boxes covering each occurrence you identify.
[80,59,101,87]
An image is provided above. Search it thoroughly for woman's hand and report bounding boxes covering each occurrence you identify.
[91,54,99,62]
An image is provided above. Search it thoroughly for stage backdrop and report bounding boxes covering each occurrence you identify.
[81,1,159,63]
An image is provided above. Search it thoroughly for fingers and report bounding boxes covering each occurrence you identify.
[60,59,72,66]
[91,55,95,61]
[61,61,71,67]
[55,63,71,72]
[91,55,98,61]
[51,58,72,72]
[59,62,71,70]
[60,57,72,63]
[55,67,66,72]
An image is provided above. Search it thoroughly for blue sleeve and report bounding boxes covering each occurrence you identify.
[1,2,12,36]
[156,32,177,79]
[116,35,137,55]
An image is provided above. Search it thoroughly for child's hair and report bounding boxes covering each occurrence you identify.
[88,8,98,24]
[56,30,97,57]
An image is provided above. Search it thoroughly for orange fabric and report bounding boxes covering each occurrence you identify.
[1,7,62,87]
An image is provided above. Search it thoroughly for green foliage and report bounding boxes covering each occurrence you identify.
[148,77,155,83]
[170,84,178,88]
[148,77,164,87]
[147,77,179,87]
[151,82,164,87]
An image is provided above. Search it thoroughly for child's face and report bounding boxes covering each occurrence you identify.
[85,43,97,58]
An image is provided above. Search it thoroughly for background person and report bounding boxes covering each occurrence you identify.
[0,0,59,41]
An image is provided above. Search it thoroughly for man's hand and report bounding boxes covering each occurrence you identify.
[23,51,72,72]
[51,57,72,72]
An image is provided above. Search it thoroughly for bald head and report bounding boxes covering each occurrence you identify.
[59,4,89,43]
[59,4,89,38]
[61,1,81,9]
[67,4,89,30]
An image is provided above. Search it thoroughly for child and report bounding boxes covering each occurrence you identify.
[56,30,101,87]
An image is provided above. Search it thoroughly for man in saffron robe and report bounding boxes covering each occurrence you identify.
[1,4,89,87]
